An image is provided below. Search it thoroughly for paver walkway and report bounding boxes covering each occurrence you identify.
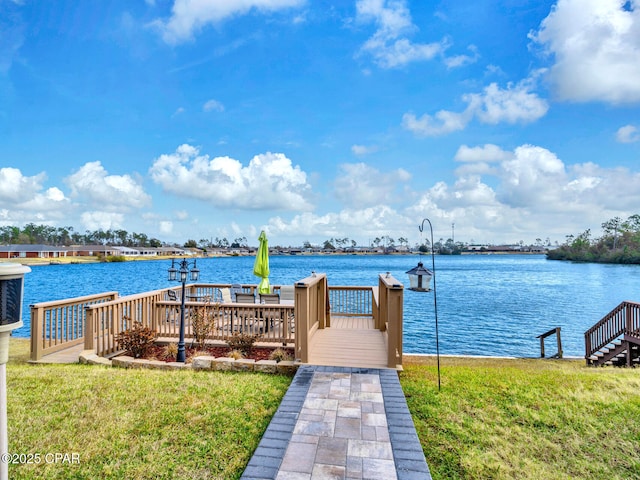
[241,365,431,480]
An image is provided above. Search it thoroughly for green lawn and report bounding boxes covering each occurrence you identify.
[5,339,291,480]
[400,356,640,480]
[8,339,640,479]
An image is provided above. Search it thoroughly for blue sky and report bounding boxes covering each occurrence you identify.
[1,0,639,247]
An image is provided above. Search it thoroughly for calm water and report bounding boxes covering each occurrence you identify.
[16,255,640,358]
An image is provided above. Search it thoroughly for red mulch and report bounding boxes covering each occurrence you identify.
[143,344,292,363]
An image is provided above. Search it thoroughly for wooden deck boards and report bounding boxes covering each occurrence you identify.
[308,316,389,369]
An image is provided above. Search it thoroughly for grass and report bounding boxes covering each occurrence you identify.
[5,339,292,480]
[8,339,640,479]
[400,356,640,479]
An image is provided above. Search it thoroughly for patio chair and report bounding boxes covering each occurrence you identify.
[230,284,243,302]
[217,288,232,303]
[259,293,280,304]
[279,285,295,302]
[235,292,256,303]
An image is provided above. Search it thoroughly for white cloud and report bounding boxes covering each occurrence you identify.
[66,162,151,210]
[465,76,549,124]
[531,0,640,104]
[80,211,125,231]
[0,168,70,221]
[497,144,566,208]
[403,143,640,244]
[266,205,405,242]
[616,124,640,143]
[355,0,448,68]
[0,168,46,203]
[159,221,173,234]
[203,99,224,112]
[454,144,513,163]
[149,144,313,211]
[152,0,305,44]
[403,75,548,136]
[351,144,379,155]
[444,44,479,69]
[334,163,410,208]
[402,108,472,136]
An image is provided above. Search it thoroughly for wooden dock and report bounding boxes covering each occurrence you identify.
[308,316,389,369]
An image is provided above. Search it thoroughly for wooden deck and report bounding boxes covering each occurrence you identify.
[29,342,85,364]
[307,316,389,369]
[33,316,390,368]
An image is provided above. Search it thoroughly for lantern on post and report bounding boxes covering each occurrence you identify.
[407,218,441,391]
[167,258,199,362]
[405,261,433,292]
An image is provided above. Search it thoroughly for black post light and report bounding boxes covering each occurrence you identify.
[406,218,441,391]
[168,258,199,362]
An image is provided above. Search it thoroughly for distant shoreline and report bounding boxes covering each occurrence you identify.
[2,250,547,267]
[2,250,548,267]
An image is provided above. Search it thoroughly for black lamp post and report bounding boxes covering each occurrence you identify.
[406,218,441,391]
[168,258,199,362]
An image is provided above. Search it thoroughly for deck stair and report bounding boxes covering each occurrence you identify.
[585,301,640,367]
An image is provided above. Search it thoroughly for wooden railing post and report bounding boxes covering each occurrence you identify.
[379,274,403,369]
[294,282,310,363]
[30,305,44,361]
[556,328,563,359]
[84,307,96,352]
[537,327,562,359]
[318,275,328,329]
[378,277,388,331]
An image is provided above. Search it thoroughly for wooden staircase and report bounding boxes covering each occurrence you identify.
[585,301,640,367]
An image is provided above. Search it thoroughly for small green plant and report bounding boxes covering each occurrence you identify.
[269,347,292,363]
[190,302,220,350]
[228,349,244,360]
[115,319,157,358]
[106,255,126,262]
[227,332,259,356]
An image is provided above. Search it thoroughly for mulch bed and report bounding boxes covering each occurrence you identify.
[143,344,293,363]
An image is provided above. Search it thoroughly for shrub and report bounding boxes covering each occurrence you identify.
[228,349,244,360]
[227,332,259,356]
[269,347,292,363]
[191,302,220,350]
[163,343,178,360]
[115,319,158,358]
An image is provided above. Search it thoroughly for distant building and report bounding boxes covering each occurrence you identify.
[0,244,68,259]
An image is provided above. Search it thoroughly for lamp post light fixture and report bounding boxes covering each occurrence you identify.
[406,218,441,391]
[168,258,199,362]
[0,263,30,480]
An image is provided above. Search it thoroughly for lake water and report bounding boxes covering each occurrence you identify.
[15,254,640,358]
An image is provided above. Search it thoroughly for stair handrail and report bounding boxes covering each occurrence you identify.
[585,301,640,359]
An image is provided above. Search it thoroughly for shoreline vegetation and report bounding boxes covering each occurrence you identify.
[5,250,546,267]
[8,338,640,479]
[546,214,640,264]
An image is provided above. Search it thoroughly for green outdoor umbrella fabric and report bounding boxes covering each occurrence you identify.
[253,230,270,294]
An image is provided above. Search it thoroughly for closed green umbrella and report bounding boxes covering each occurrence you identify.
[253,230,270,294]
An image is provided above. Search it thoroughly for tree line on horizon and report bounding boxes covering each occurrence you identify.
[0,224,166,248]
[1,222,551,254]
[547,214,640,264]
